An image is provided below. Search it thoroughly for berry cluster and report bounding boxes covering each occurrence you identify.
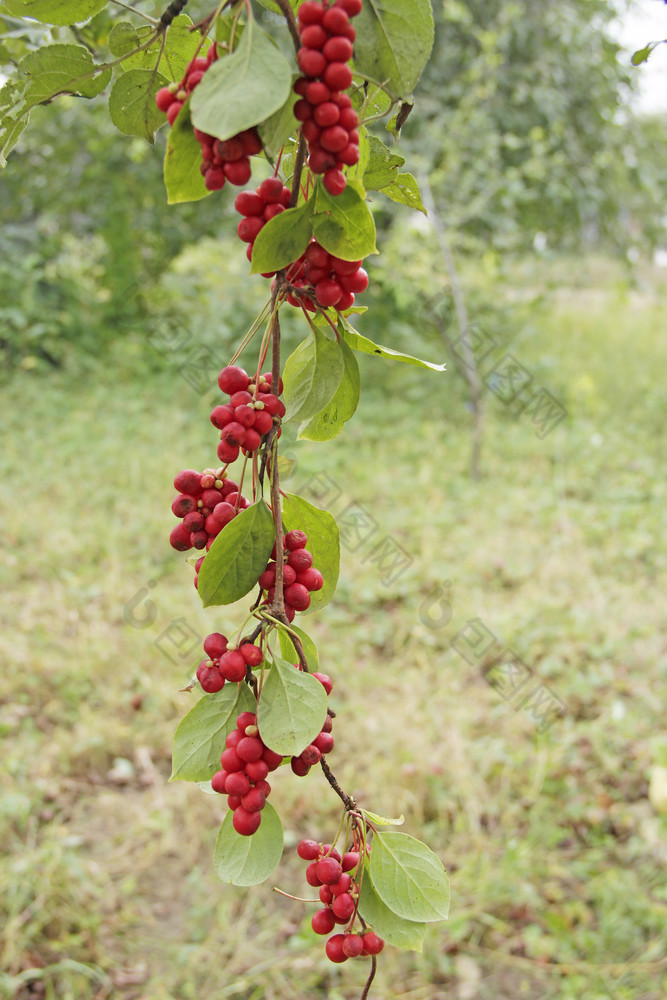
[196,633,264,693]
[297,840,385,961]
[155,45,262,191]
[212,365,286,464]
[234,179,292,271]
[291,671,334,775]
[212,712,283,835]
[259,529,323,621]
[170,468,249,554]
[294,0,363,196]
[289,239,369,311]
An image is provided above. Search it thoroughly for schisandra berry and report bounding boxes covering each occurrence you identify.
[294,0,363,195]
[210,712,283,835]
[213,366,285,460]
[234,181,292,272]
[155,46,263,190]
[362,930,385,955]
[169,468,250,560]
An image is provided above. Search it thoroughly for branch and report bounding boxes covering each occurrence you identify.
[159,0,189,31]
[274,0,301,53]
[360,957,377,1000]
[320,757,357,813]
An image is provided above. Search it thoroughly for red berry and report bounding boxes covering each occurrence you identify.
[315,277,343,307]
[212,501,237,526]
[285,529,308,550]
[170,523,193,551]
[342,934,364,958]
[191,530,208,549]
[362,931,385,955]
[174,469,204,495]
[196,664,224,693]
[257,176,284,204]
[234,190,264,216]
[220,747,244,772]
[298,839,321,860]
[298,567,324,591]
[262,747,283,771]
[243,428,262,452]
[342,851,360,872]
[244,758,269,782]
[222,421,247,447]
[219,365,250,394]
[217,440,239,464]
[204,632,228,658]
[225,771,251,797]
[314,102,340,127]
[298,47,326,77]
[331,255,362,275]
[312,909,336,935]
[264,203,285,221]
[201,488,224,508]
[255,778,272,797]
[227,794,242,810]
[298,0,325,25]
[323,36,354,62]
[337,143,360,167]
[238,217,264,243]
[336,0,363,14]
[224,157,252,185]
[323,62,353,91]
[337,290,355,311]
[166,101,182,125]
[241,787,266,812]
[294,76,309,96]
[258,566,276,590]
[220,650,247,682]
[305,861,322,886]
[210,403,234,428]
[211,769,228,793]
[325,934,348,964]
[323,6,350,32]
[239,643,263,666]
[309,146,337,174]
[321,125,349,153]
[288,548,313,572]
[342,267,369,293]
[294,98,312,122]
[291,756,311,777]
[171,493,197,517]
[338,106,359,130]
[284,583,311,611]
[330,873,352,895]
[300,744,322,766]
[204,164,226,190]
[155,86,175,111]
[319,884,334,904]
[225,729,242,749]
[284,604,296,623]
[233,807,261,836]
[300,24,327,48]
[316,857,343,885]
[302,118,321,143]
[305,81,330,105]
[314,731,335,754]
[313,672,333,694]
[323,169,347,196]
[236,736,264,762]
[332,892,355,920]
[240,129,262,155]
[253,410,274,435]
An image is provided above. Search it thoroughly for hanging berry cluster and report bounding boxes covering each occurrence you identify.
[213,365,285,463]
[294,0,363,195]
[212,711,283,835]
[155,45,263,190]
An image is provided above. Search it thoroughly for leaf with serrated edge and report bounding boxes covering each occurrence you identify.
[369,831,450,923]
[358,865,427,951]
[339,316,446,372]
[214,802,283,886]
[313,182,377,261]
[170,683,257,782]
[191,22,292,140]
[164,99,210,204]
[282,327,344,422]
[1,0,106,24]
[363,808,405,826]
[257,656,327,756]
[277,623,320,671]
[109,68,168,142]
[298,335,360,442]
[363,135,405,191]
[282,493,339,614]
[198,500,275,608]
[354,0,434,98]
[381,172,426,214]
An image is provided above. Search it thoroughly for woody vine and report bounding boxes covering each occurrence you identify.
[1,0,450,994]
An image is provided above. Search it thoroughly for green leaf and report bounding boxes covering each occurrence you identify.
[277,623,320,671]
[250,199,314,274]
[358,867,427,951]
[354,0,435,99]
[20,43,110,102]
[214,801,283,886]
[313,181,377,261]
[363,809,405,826]
[191,22,292,141]
[170,683,257,782]
[0,0,106,24]
[631,44,656,67]
[363,135,405,191]
[282,327,344,422]
[0,111,28,168]
[164,99,210,204]
[298,335,360,441]
[380,172,426,214]
[257,655,328,756]
[198,500,275,608]
[282,492,339,614]
[109,16,207,80]
[109,68,169,142]
[340,318,446,371]
[369,831,450,923]
[259,90,299,159]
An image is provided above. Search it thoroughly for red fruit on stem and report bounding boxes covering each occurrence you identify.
[219,365,250,394]
[305,81,330,105]
[312,909,336,935]
[244,758,269,782]
[342,934,364,958]
[291,756,311,777]
[323,169,347,196]
[262,747,283,771]
[170,523,193,551]
[224,158,252,185]
[225,771,251,797]
[210,403,234,428]
[298,567,324,591]
[300,24,327,48]
[315,277,344,307]
[211,770,228,793]
[323,36,354,62]
[166,101,182,125]
[314,731,335,754]
[312,672,333,694]
[297,839,321,861]
[171,493,196,517]
[241,787,266,812]
[342,267,369,293]
[332,892,355,920]
[298,0,325,25]
[236,736,264,762]
[362,931,385,955]
[314,102,340,127]
[212,502,237,526]
[238,217,264,243]
[233,807,262,836]
[203,632,228,658]
[284,583,311,611]
[220,650,247,682]
[325,935,349,964]
[342,851,360,872]
[323,62,353,91]
[258,177,285,203]
[305,861,322,886]
[319,884,334,904]
[330,873,352,896]
[234,190,264,216]
[240,129,262,155]
[197,664,224,693]
[240,643,263,666]
[298,47,326,77]
[336,0,363,15]
[174,469,204,495]
[220,747,244,772]
[316,857,343,885]
[155,86,175,111]
[300,744,322,766]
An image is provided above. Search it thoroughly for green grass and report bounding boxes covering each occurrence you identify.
[1,258,666,1000]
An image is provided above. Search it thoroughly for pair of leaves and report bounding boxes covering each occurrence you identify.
[363,136,426,214]
[357,831,450,951]
[354,0,435,100]
[250,182,377,274]
[282,327,361,442]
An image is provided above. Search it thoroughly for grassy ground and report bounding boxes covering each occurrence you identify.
[1,259,666,1000]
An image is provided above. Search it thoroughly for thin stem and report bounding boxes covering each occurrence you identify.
[319,758,357,813]
[109,0,158,23]
[274,0,301,53]
[360,957,377,1000]
[290,135,308,207]
[269,301,286,620]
